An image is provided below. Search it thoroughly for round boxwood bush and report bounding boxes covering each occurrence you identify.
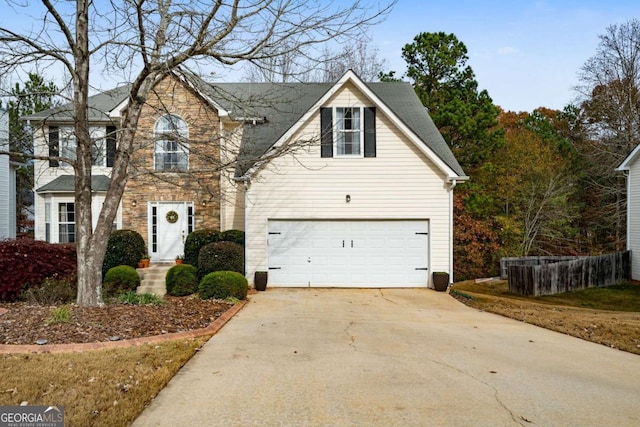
[165,264,199,296]
[103,265,141,298]
[102,229,146,278]
[220,229,245,246]
[184,229,219,267]
[198,241,244,278]
[198,271,248,300]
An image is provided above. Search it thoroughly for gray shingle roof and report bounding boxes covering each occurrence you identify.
[36,175,110,192]
[24,85,130,123]
[209,81,465,177]
[26,72,465,178]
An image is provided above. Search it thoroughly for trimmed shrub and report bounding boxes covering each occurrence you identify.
[103,265,141,298]
[165,264,199,296]
[220,229,245,246]
[199,271,248,300]
[198,241,244,278]
[184,229,219,267]
[102,229,146,278]
[0,240,77,302]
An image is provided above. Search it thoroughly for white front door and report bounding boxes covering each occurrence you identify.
[267,219,430,287]
[149,202,191,262]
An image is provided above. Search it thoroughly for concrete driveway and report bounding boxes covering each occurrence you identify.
[133,289,640,426]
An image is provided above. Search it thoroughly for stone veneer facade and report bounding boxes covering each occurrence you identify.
[122,75,222,247]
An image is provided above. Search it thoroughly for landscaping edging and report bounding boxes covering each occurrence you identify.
[0,299,247,354]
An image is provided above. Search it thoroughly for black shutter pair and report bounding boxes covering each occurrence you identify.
[47,125,117,167]
[320,107,376,158]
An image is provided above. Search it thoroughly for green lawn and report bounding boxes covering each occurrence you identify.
[453,280,640,312]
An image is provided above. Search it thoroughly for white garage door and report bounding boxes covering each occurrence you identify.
[267,219,429,287]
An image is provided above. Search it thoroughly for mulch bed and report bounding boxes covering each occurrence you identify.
[0,297,232,345]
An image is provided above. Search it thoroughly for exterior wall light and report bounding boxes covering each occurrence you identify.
[132,199,137,207]
[346,195,351,203]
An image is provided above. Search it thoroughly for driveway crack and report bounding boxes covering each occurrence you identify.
[378,289,397,304]
[430,359,532,426]
[344,321,357,350]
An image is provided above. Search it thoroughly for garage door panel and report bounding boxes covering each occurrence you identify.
[267,220,429,287]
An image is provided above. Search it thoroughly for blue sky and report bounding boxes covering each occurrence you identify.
[373,0,640,112]
[2,1,639,113]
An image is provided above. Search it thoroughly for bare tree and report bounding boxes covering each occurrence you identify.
[0,0,393,306]
[575,19,640,251]
[244,35,388,82]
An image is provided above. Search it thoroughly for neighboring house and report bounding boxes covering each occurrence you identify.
[26,69,467,288]
[0,109,18,240]
[618,145,640,281]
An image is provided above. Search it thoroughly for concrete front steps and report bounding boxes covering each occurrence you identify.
[136,263,173,296]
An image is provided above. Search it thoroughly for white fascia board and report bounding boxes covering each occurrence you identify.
[109,98,129,119]
[617,143,640,171]
[243,69,466,181]
[172,69,229,117]
[108,71,230,119]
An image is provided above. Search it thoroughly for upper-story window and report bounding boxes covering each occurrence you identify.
[154,114,189,171]
[335,107,361,156]
[48,126,115,167]
[320,106,376,158]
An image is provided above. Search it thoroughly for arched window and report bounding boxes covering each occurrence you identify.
[154,114,189,170]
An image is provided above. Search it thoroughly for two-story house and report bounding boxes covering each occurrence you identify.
[27,69,467,288]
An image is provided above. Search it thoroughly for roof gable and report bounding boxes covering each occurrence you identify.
[617,143,640,171]
[23,69,466,180]
[232,70,466,179]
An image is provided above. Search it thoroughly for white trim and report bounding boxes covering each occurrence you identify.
[108,69,230,119]
[333,106,364,158]
[618,143,640,171]
[243,69,464,180]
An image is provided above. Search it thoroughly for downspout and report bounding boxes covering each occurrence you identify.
[232,176,251,282]
[624,170,630,252]
[448,179,458,283]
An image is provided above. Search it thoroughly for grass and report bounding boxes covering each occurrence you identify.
[118,291,165,305]
[46,305,72,325]
[0,337,209,426]
[452,279,640,355]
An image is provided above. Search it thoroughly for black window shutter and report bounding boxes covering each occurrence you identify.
[49,126,59,167]
[364,107,376,158]
[320,107,333,158]
[106,125,117,167]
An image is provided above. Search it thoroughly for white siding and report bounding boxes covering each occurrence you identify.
[219,122,245,231]
[629,157,640,280]
[245,83,453,288]
[32,125,117,241]
[0,110,10,240]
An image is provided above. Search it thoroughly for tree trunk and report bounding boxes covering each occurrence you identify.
[74,0,102,306]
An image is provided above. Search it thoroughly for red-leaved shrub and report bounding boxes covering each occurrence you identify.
[0,240,77,301]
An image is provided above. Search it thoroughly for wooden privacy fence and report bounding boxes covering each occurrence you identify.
[504,251,631,296]
[500,256,579,280]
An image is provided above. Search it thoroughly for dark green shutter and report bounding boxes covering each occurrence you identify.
[48,126,59,167]
[364,107,376,158]
[320,107,333,158]
[106,125,117,167]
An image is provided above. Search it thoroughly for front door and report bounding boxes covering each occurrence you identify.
[149,202,192,262]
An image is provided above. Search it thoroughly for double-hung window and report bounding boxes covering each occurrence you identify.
[58,202,75,243]
[50,127,111,167]
[335,107,361,156]
[154,114,189,171]
[321,106,376,158]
